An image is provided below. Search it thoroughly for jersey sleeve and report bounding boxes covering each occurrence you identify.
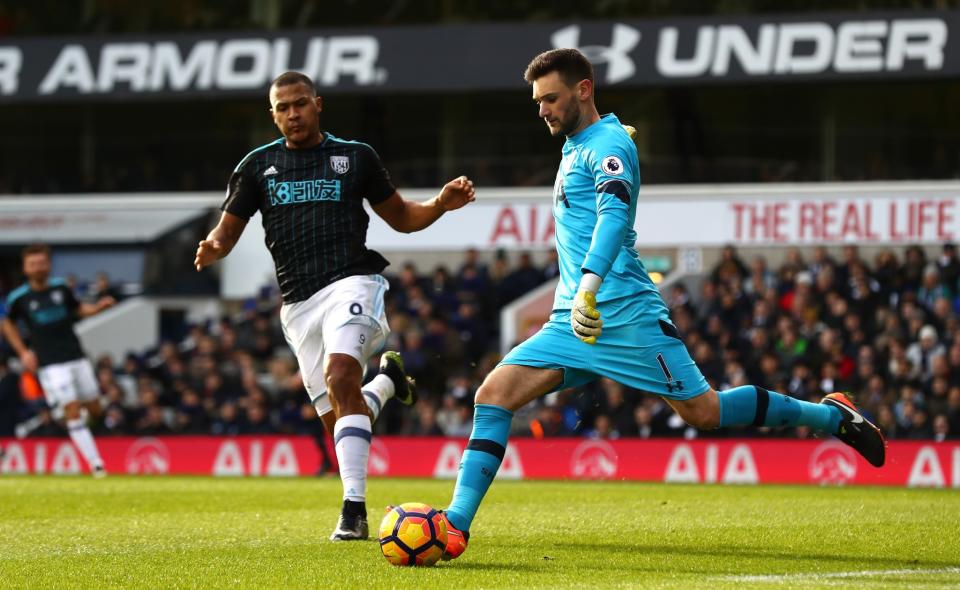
[4,294,20,321]
[580,140,635,279]
[61,285,80,315]
[361,145,396,205]
[221,162,261,220]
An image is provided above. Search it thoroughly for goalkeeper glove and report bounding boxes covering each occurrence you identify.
[571,273,603,345]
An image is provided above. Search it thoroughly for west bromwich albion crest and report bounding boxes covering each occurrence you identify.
[330,156,350,175]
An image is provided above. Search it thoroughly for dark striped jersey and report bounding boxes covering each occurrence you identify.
[221,133,396,303]
[5,279,85,367]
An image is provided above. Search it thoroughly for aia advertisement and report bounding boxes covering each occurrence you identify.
[1,436,958,488]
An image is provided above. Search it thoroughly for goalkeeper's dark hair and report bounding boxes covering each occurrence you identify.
[270,71,317,96]
[524,48,594,87]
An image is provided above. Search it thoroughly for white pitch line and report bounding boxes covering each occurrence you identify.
[718,567,960,583]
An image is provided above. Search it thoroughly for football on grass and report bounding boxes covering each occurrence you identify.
[379,502,448,566]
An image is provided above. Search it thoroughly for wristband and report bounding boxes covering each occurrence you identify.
[579,272,602,294]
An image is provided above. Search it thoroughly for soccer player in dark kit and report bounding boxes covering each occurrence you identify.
[194,71,475,541]
[2,244,115,477]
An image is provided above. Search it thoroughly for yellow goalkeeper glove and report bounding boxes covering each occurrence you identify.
[571,273,603,344]
[621,124,637,140]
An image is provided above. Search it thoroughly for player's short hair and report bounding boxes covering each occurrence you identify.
[270,71,317,96]
[523,48,594,86]
[22,243,50,259]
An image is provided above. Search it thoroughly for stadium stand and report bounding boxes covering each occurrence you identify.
[2,244,957,442]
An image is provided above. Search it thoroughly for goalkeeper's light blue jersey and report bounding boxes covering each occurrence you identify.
[552,113,666,327]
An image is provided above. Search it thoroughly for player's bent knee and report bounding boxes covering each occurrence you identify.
[692,406,721,430]
[319,410,336,434]
[324,358,361,397]
[672,389,720,430]
[686,411,720,430]
[474,382,510,409]
[63,401,82,420]
[473,383,495,405]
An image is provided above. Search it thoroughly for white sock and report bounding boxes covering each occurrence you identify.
[361,374,395,423]
[333,414,372,502]
[66,418,103,469]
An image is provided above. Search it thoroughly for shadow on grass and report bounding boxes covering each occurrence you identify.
[449,562,542,573]
[546,541,960,573]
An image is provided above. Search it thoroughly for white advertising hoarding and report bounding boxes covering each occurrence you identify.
[2,182,957,297]
[223,182,960,297]
[361,182,960,250]
[0,194,209,244]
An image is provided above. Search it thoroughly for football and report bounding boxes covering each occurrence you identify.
[378,503,448,566]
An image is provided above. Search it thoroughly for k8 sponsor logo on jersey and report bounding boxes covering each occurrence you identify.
[268,178,341,206]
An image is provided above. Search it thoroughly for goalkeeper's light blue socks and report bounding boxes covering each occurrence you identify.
[445,404,513,533]
[444,389,837,532]
[718,385,841,434]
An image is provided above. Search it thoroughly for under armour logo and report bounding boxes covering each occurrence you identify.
[666,381,685,393]
[551,24,641,84]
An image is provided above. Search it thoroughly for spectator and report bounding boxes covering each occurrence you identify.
[901,246,928,293]
[135,405,171,435]
[932,414,950,442]
[242,404,274,434]
[176,388,209,434]
[542,250,560,280]
[808,246,836,279]
[906,325,946,380]
[873,249,901,301]
[587,414,619,439]
[907,408,933,439]
[412,404,444,436]
[744,256,776,297]
[88,271,122,303]
[937,243,960,293]
[428,266,459,313]
[100,383,131,435]
[711,245,749,284]
[600,379,636,435]
[457,248,490,295]
[8,244,960,443]
[918,265,952,313]
[211,402,244,436]
[501,251,544,305]
[631,406,655,438]
[947,387,960,435]
[0,357,20,436]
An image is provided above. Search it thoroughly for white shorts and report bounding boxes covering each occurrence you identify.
[280,274,390,416]
[37,358,100,409]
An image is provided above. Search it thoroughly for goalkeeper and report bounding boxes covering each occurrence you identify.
[436,48,886,561]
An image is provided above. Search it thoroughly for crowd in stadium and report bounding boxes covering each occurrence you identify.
[2,244,960,442]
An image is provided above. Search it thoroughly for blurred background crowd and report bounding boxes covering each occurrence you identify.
[3,243,959,443]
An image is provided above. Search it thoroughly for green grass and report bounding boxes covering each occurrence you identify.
[0,476,958,589]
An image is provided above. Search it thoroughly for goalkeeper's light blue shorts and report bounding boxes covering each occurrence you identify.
[499,310,709,400]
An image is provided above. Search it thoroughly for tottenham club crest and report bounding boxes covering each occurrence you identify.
[601,155,624,175]
[330,156,350,175]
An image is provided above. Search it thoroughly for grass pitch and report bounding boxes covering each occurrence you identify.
[0,476,958,589]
